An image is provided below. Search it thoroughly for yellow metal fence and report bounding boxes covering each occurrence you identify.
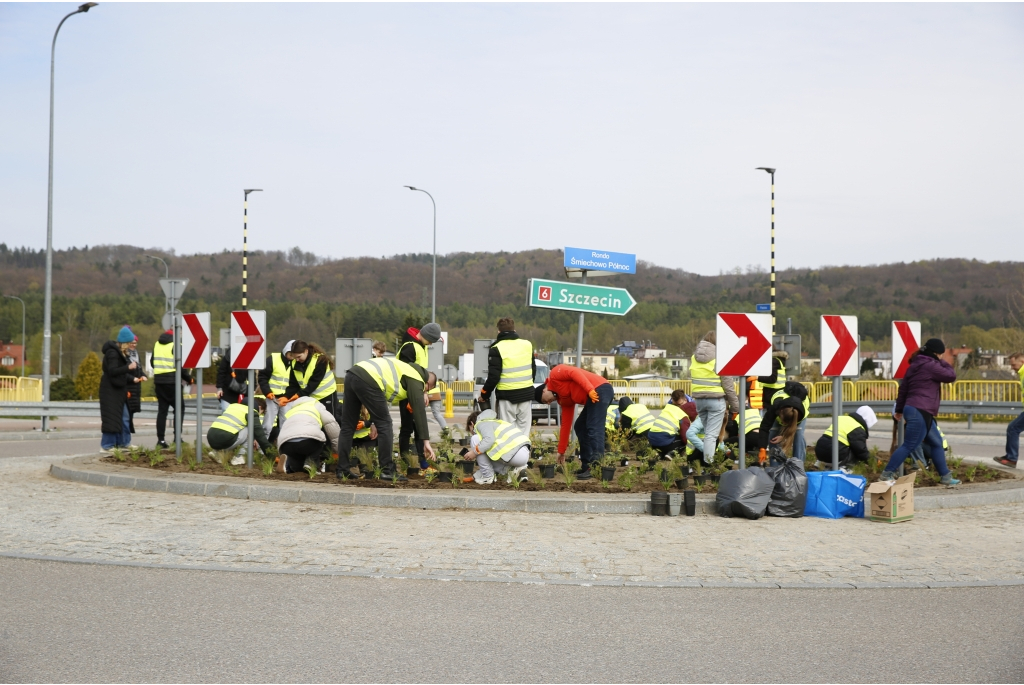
[0,377,42,402]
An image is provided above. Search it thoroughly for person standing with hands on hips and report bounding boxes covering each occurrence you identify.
[535,364,614,480]
[880,338,960,485]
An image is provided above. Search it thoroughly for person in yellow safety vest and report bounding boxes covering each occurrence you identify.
[605,405,620,432]
[480,317,536,436]
[282,340,339,417]
[335,356,437,482]
[351,406,378,450]
[207,399,273,465]
[398,323,442,470]
[724,409,763,456]
[618,397,655,435]
[757,350,788,409]
[757,381,810,463]
[257,340,295,443]
[815,405,876,469]
[690,331,740,460]
[152,329,193,449]
[275,397,341,475]
[993,352,1024,468]
[747,377,764,410]
[464,409,531,485]
[647,391,697,458]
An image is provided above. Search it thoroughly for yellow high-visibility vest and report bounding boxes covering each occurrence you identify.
[152,341,175,376]
[296,353,337,401]
[763,359,786,390]
[268,353,290,396]
[605,407,620,431]
[748,378,763,409]
[823,415,864,446]
[494,339,534,391]
[475,419,530,461]
[285,401,323,427]
[399,340,429,368]
[772,391,810,424]
[356,358,423,404]
[622,404,655,434]
[651,403,686,436]
[210,404,249,434]
[689,357,724,395]
[742,410,762,435]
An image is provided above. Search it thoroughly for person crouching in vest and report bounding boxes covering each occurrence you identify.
[152,328,192,449]
[398,323,442,470]
[757,381,810,464]
[465,409,531,485]
[283,340,338,417]
[619,396,656,437]
[605,405,620,433]
[646,392,695,458]
[351,406,378,450]
[724,409,763,458]
[480,317,536,435]
[815,405,876,469]
[275,397,341,475]
[257,340,295,444]
[207,399,273,465]
[335,357,436,482]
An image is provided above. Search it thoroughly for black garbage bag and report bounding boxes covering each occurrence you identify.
[716,466,775,519]
[765,458,808,517]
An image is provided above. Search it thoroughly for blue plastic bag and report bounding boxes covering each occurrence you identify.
[804,471,866,519]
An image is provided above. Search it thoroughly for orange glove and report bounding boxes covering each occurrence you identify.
[266,393,275,401]
[277,396,290,407]
[356,420,365,430]
[588,389,599,403]
[758,448,767,464]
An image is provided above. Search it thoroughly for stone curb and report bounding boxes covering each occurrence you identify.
[49,455,1024,515]
[4,551,1024,590]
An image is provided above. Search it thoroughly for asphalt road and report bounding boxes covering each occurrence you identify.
[1,557,1021,683]
[0,438,100,460]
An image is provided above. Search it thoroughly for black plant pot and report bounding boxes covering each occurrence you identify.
[684,489,697,516]
[459,437,470,446]
[647,458,658,468]
[694,475,707,486]
[436,471,453,483]
[620,458,629,467]
[540,464,556,479]
[460,461,475,475]
[600,466,616,481]
[650,491,668,516]
[674,478,686,490]
[709,474,720,483]
[407,468,420,477]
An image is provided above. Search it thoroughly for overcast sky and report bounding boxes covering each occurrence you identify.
[1,2,1022,275]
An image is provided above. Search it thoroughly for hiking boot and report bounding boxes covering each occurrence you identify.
[378,470,407,483]
[940,473,961,486]
[879,470,898,481]
[576,468,593,480]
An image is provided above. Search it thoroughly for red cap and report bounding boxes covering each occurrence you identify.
[407,327,420,339]
[165,329,173,335]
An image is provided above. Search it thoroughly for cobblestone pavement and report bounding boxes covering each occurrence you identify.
[2,455,1023,587]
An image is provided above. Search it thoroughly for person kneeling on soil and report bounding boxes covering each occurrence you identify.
[275,396,340,475]
[464,409,530,485]
[647,392,695,458]
[814,405,876,469]
[207,399,273,465]
[757,381,810,464]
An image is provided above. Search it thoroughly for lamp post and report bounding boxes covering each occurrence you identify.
[144,254,170,317]
[404,186,437,323]
[243,189,262,311]
[756,167,776,336]
[4,296,26,378]
[57,334,63,377]
[42,2,98,431]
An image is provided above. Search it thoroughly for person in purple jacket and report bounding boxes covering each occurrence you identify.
[881,338,960,485]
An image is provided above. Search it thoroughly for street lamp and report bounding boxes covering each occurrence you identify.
[756,167,776,336]
[42,2,98,430]
[404,186,437,323]
[57,334,63,377]
[144,254,170,317]
[4,295,26,378]
[243,189,262,311]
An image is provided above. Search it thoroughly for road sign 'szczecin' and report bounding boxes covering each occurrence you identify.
[527,278,636,316]
[230,310,267,369]
[821,315,859,377]
[716,313,773,376]
[891,320,921,380]
[182,312,212,369]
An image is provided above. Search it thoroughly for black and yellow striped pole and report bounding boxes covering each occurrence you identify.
[756,167,776,335]
[242,189,262,311]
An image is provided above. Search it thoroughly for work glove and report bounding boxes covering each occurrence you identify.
[588,389,599,403]
[758,448,767,464]
[266,393,276,401]
[356,420,365,430]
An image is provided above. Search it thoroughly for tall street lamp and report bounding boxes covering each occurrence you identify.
[57,334,63,377]
[4,295,26,378]
[243,189,262,311]
[42,2,98,430]
[404,186,437,323]
[144,254,170,317]
[756,167,776,336]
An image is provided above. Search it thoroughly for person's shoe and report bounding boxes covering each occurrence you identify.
[230,454,246,466]
[576,468,593,480]
[993,456,1018,467]
[336,467,364,480]
[508,465,529,483]
[940,473,961,486]
[378,470,407,483]
[879,470,898,481]
[156,441,170,450]
[474,472,495,485]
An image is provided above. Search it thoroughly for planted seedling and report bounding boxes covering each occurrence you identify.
[304,463,318,480]
[424,468,438,485]
[111,448,126,462]
[148,449,165,467]
[617,466,639,491]
[562,459,580,489]
[528,469,546,490]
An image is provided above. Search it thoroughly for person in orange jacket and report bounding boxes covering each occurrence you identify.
[535,364,615,480]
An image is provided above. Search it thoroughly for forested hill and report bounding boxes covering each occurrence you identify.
[0,243,1022,370]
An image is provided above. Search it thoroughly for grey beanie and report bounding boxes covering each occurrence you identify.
[420,323,442,344]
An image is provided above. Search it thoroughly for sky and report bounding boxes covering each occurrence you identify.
[1,2,1022,275]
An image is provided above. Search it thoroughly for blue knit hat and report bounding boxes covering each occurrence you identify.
[116,326,135,343]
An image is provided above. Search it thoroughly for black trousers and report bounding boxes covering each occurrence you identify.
[337,371,394,472]
[281,437,324,473]
[398,398,425,464]
[154,383,175,442]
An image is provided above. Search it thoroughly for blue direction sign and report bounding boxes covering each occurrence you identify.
[756,303,771,313]
[564,247,636,275]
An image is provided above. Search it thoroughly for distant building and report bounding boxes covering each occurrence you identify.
[0,341,24,371]
[666,355,690,379]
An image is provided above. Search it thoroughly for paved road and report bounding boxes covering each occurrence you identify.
[0,438,99,459]
[0,557,1021,683]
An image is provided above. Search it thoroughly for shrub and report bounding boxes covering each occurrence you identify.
[50,375,79,401]
[74,352,102,400]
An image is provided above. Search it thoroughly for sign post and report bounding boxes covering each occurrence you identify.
[891,321,920,475]
[821,315,859,471]
[230,310,267,468]
[716,312,773,467]
[182,313,211,464]
[160,278,189,460]
[557,248,636,369]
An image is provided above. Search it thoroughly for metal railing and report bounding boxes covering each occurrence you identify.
[0,377,42,402]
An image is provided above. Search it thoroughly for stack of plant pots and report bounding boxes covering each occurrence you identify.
[650,491,668,516]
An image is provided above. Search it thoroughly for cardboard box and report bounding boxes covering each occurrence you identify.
[866,473,916,523]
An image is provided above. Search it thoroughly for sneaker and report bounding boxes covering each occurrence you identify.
[156,441,170,450]
[508,465,529,483]
[940,473,961,486]
[993,456,1018,467]
[230,454,246,466]
[576,468,593,480]
[474,472,495,485]
[879,470,898,481]
[378,470,407,483]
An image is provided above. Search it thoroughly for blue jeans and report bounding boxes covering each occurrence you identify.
[101,405,132,450]
[885,406,949,476]
[574,383,615,468]
[1005,411,1024,462]
[695,398,726,458]
[768,417,807,461]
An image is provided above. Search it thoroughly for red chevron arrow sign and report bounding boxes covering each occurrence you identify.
[821,315,859,377]
[182,312,211,369]
[891,320,921,380]
[716,312,773,376]
[230,310,266,369]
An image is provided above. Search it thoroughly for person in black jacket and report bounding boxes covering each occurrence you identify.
[283,340,337,415]
[757,380,809,462]
[757,351,788,408]
[216,347,248,410]
[99,327,136,451]
[152,329,193,448]
[124,333,147,435]
[814,405,877,469]
[397,323,441,470]
[479,318,536,435]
